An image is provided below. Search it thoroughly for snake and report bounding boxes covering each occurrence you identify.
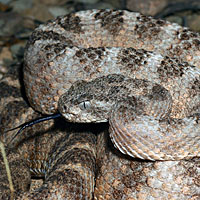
[0,9,200,199]
[24,9,200,160]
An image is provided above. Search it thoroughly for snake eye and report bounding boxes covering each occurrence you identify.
[79,101,91,110]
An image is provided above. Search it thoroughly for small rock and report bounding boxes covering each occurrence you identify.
[83,2,115,10]
[165,15,183,26]
[10,43,25,59]
[34,0,69,6]
[0,47,12,79]
[126,0,168,16]
[0,2,11,11]
[0,47,12,61]
[0,72,3,80]
[74,0,99,4]
[23,3,54,22]
[0,0,12,4]
[0,62,8,74]
[0,12,23,37]
[187,14,200,32]
[48,6,70,17]
[10,0,33,12]
[104,0,124,9]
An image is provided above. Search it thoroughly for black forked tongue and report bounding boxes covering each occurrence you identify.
[6,113,62,143]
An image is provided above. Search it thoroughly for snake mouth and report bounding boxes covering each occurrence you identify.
[61,112,89,123]
[62,112,77,122]
[62,112,107,123]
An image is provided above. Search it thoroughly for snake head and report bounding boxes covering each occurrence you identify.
[58,78,115,123]
[57,73,172,123]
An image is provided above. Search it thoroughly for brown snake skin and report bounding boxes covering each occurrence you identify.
[24,9,200,160]
[0,9,200,199]
[0,63,96,199]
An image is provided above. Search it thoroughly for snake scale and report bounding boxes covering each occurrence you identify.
[0,9,200,199]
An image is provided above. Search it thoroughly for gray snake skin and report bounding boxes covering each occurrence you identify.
[24,9,200,160]
[0,9,200,199]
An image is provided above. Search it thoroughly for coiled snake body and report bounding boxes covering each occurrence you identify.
[24,9,200,160]
[0,9,200,199]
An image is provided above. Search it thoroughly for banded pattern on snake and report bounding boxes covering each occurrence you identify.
[0,9,200,199]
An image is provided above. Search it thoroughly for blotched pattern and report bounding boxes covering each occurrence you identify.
[24,9,200,161]
[0,9,200,199]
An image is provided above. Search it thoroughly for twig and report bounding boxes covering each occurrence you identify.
[0,140,15,200]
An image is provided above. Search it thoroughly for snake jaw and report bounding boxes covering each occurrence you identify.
[59,103,109,123]
[58,96,103,122]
